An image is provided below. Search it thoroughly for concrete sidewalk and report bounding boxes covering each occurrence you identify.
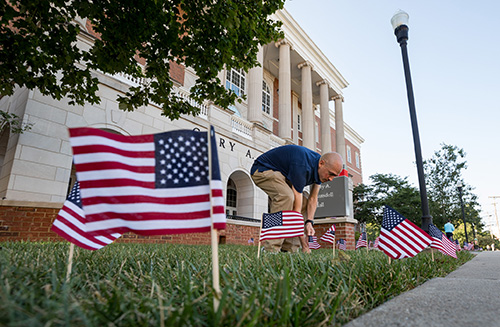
[345,251,500,327]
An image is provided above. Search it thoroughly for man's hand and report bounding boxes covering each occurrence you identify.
[305,222,315,236]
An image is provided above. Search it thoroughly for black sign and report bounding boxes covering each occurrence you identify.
[314,176,350,218]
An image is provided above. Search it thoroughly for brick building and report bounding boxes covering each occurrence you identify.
[0,9,363,249]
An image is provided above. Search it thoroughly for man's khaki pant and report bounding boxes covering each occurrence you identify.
[252,169,308,253]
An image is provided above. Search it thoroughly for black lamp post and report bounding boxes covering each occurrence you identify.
[391,10,432,232]
[457,181,469,243]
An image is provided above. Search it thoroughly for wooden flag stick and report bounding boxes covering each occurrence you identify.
[332,238,336,257]
[388,256,391,264]
[207,125,221,312]
[65,243,75,283]
[431,248,435,262]
[257,222,263,259]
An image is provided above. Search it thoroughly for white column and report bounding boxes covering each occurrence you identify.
[247,46,263,124]
[333,95,346,161]
[298,61,314,150]
[292,91,299,144]
[276,40,292,141]
[317,80,331,153]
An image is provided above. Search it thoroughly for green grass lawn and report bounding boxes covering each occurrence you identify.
[0,242,473,326]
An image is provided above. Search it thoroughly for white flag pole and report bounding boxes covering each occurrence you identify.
[207,125,222,311]
[65,243,75,283]
[257,220,263,259]
[333,237,336,257]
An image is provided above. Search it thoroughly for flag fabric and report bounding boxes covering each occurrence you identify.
[428,224,457,258]
[337,239,347,251]
[308,236,321,249]
[259,211,304,241]
[69,126,225,236]
[51,182,121,250]
[378,206,433,259]
[373,236,380,249]
[464,242,474,251]
[355,232,367,249]
[455,239,462,251]
[369,240,373,248]
[320,225,336,244]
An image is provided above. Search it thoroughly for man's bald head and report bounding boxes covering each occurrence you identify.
[317,152,344,183]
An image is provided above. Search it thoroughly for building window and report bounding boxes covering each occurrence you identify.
[355,152,360,168]
[297,111,302,132]
[315,121,319,143]
[226,178,237,216]
[346,146,352,163]
[226,68,245,97]
[262,80,271,114]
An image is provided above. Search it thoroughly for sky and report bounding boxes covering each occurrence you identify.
[285,0,500,229]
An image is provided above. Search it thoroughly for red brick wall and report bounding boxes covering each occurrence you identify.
[344,138,362,185]
[0,205,357,250]
[313,222,356,250]
[0,206,61,241]
[0,205,261,246]
[169,60,185,85]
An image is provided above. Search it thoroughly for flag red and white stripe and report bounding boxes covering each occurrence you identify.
[337,239,347,251]
[378,206,432,259]
[69,127,225,236]
[356,232,367,249]
[259,211,304,241]
[429,224,457,258]
[308,236,321,249]
[320,224,336,244]
[51,182,121,250]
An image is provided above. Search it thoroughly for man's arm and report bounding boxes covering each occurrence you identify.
[291,185,302,212]
[304,184,321,236]
[292,185,311,253]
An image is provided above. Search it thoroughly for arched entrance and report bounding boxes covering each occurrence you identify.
[226,170,255,219]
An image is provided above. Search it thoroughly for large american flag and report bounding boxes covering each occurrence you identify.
[69,127,225,235]
[259,211,304,241]
[355,232,367,249]
[428,224,457,258]
[308,236,321,249]
[320,225,336,244]
[378,206,432,259]
[51,182,121,250]
[337,239,347,251]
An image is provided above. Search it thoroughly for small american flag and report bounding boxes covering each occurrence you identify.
[373,236,380,249]
[259,211,304,241]
[428,224,457,258]
[464,242,474,251]
[337,239,347,251]
[355,232,367,249]
[308,236,321,249]
[69,126,225,236]
[51,182,121,250]
[378,206,432,259]
[455,239,462,251]
[320,225,336,244]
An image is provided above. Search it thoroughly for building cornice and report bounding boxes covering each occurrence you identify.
[272,9,349,95]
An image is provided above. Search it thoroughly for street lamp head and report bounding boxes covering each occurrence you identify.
[391,10,409,44]
[391,10,409,31]
[457,181,463,188]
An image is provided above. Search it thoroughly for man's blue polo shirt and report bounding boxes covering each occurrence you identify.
[250,145,321,193]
